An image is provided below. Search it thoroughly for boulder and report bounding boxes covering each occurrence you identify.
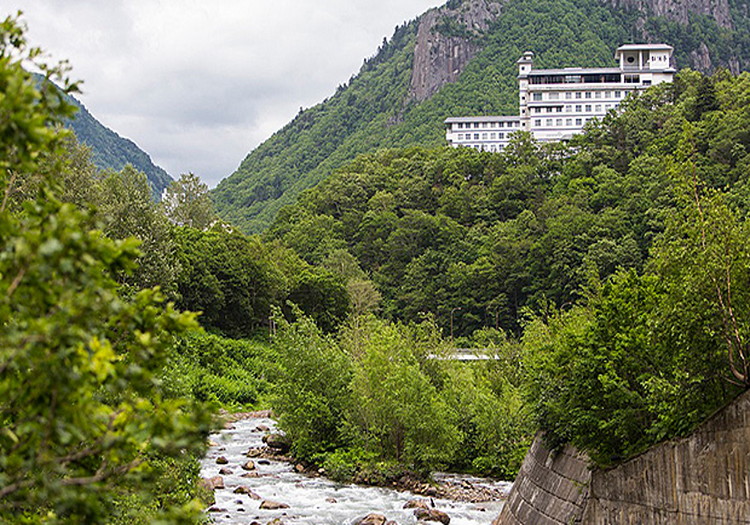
[385,522,399,525]
[354,513,387,525]
[216,456,229,465]
[208,507,227,513]
[414,508,450,525]
[259,500,290,510]
[234,486,262,499]
[199,476,224,490]
[246,447,263,457]
[295,463,305,473]
[262,433,291,452]
[241,471,261,478]
[256,424,270,432]
[257,459,271,465]
[404,499,430,510]
[266,520,284,525]
[242,460,256,471]
[219,468,233,475]
[325,497,337,504]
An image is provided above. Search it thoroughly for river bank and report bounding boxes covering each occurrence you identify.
[200,412,511,525]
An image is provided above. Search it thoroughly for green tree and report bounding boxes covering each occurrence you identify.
[162,172,215,230]
[0,15,211,522]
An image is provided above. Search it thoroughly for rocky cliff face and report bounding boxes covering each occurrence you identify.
[603,0,732,28]
[409,0,504,101]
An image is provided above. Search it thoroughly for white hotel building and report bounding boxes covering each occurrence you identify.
[445,44,675,151]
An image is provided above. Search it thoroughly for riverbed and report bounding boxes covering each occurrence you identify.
[199,416,511,525]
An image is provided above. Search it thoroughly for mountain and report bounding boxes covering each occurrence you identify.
[63,91,173,200]
[212,0,750,233]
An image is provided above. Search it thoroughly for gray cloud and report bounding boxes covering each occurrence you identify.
[12,0,443,186]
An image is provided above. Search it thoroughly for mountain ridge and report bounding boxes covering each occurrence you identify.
[63,89,173,200]
[213,0,750,233]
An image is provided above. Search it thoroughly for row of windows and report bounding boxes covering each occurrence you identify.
[533,117,593,128]
[529,73,622,85]
[453,121,519,130]
[531,90,626,101]
[463,144,505,152]
[455,132,507,141]
[531,103,615,115]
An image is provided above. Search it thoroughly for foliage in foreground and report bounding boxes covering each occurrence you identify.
[0,14,211,524]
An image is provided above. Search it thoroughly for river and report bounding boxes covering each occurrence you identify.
[199,416,511,525]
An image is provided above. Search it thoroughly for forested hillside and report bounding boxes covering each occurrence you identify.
[213,0,750,232]
[63,88,173,200]
[267,70,750,339]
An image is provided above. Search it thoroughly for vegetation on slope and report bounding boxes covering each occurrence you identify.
[267,69,750,466]
[64,92,173,200]
[213,0,750,233]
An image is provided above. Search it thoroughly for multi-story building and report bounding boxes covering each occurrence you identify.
[445,44,675,151]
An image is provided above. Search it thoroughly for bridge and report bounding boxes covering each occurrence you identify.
[430,348,497,361]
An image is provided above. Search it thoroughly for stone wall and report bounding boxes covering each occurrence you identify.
[492,436,590,525]
[495,389,750,525]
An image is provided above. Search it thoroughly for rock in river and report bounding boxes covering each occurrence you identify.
[414,508,450,525]
[262,433,291,452]
[260,500,290,510]
[354,513,387,525]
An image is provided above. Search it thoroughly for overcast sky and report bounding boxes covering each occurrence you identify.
[11,1,444,187]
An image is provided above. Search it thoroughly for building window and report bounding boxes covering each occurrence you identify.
[575,104,582,112]
[565,92,572,99]
[605,104,612,110]
[624,74,640,83]
[565,105,572,113]
[614,90,621,98]
[482,133,487,139]
[643,80,652,86]
[474,123,480,129]
[556,118,563,126]
[490,132,496,139]
[575,118,582,126]
[594,91,601,99]
[575,92,582,99]
[499,133,505,139]
[585,92,592,99]
[585,104,592,112]
[556,107,563,113]
[534,119,542,126]
[457,134,463,140]
[549,92,559,100]
[482,122,489,128]
[565,118,572,126]
[474,133,480,140]
[605,91,611,98]
[595,104,601,112]
[498,122,504,128]
[545,119,553,126]
[532,93,542,101]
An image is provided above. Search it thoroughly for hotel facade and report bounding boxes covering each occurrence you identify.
[445,44,675,151]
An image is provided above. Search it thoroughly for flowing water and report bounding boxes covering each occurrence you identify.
[200,417,511,525]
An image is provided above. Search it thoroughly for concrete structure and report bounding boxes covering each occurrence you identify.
[494,388,750,525]
[445,44,675,151]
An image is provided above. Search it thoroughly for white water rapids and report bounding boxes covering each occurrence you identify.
[200,416,511,525]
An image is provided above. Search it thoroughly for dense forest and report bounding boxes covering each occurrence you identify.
[5,4,750,524]
[213,0,750,233]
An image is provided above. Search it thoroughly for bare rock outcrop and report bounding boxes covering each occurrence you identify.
[603,0,732,29]
[409,0,504,102]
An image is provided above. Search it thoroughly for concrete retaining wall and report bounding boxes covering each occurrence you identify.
[495,389,750,525]
[492,436,590,525]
